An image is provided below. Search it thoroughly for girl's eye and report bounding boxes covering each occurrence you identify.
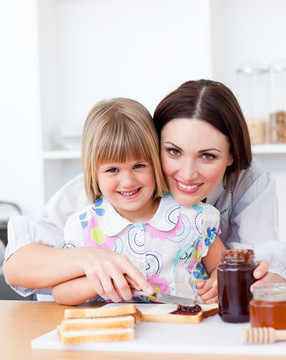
[134,163,145,169]
[202,153,215,160]
[106,168,118,173]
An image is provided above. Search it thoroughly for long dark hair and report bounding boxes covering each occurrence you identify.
[153,79,252,186]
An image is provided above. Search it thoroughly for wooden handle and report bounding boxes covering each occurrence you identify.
[242,327,286,344]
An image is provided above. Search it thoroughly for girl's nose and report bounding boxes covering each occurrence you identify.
[121,171,136,188]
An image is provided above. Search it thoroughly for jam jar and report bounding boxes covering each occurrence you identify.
[217,249,257,323]
[250,283,286,330]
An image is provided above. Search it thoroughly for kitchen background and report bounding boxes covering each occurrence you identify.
[1,0,286,241]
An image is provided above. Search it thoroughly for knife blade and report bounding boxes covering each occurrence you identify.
[133,290,195,306]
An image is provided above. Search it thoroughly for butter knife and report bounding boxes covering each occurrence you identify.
[133,290,195,306]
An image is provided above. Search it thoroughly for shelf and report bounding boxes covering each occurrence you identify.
[252,144,286,154]
[43,150,81,160]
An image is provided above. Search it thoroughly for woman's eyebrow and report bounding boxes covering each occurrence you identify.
[198,148,222,153]
[163,141,183,151]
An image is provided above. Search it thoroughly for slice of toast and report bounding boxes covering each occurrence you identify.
[61,315,136,331]
[57,325,135,344]
[141,303,218,323]
[64,304,141,320]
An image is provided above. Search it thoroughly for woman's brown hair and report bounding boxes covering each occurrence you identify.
[153,79,252,186]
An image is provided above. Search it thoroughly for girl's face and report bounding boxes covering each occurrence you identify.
[160,118,233,207]
[97,157,158,223]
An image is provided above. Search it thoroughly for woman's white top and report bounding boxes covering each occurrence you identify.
[5,159,286,296]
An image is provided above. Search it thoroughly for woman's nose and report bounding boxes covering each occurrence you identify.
[180,158,199,181]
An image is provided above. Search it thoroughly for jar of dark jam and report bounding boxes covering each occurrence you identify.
[250,283,286,330]
[217,249,257,323]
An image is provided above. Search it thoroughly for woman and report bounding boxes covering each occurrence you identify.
[4,80,285,302]
[153,79,285,288]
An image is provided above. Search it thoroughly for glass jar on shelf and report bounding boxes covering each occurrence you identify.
[236,62,268,144]
[268,59,286,143]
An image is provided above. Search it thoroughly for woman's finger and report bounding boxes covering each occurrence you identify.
[253,259,270,280]
[250,271,286,292]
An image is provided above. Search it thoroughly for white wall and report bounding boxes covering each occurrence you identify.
[0,0,44,216]
[0,0,213,217]
[38,0,213,150]
[0,0,285,240]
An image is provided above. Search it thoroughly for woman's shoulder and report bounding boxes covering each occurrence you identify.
[234,159,275,195]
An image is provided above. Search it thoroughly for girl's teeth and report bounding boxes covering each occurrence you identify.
[178,182,199,190]
[120,189,138,196]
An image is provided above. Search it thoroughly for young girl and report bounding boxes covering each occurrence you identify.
[52,98,226,305]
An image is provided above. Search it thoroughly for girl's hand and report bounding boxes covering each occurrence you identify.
[250,259,286,292]
[196,278,218,304]
[82,248,154,302]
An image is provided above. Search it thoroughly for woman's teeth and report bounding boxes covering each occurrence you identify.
[178,182,199,190]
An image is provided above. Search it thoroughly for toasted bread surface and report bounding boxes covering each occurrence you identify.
[64,304,140,319]
[141,303,218,323]
[141,304,203,323]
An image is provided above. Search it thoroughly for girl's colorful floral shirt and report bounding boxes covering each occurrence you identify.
[64,193,220,302]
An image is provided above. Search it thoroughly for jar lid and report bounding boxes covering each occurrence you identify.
[236,61,267,74]
[253,283,286,302]
[236,67,267,74]
[268,59,286,73]
[220,249,255,263]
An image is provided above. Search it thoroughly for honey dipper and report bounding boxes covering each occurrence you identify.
[243,327,286,344]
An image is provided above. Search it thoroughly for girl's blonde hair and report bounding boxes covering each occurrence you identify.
[82,98,168,203]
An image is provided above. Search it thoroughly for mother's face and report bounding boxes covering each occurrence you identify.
[160,118,233,207]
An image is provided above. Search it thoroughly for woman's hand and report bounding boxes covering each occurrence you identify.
[250,259,286,292]
[81,248,154,302]
[196,278,218,304]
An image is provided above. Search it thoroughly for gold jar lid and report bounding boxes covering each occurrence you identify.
[253,283,286,302]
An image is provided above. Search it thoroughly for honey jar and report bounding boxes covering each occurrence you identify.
[217,249,257,323]
[250,283,286,330]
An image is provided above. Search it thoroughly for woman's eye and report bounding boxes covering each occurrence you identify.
[202,153,215,160]
[168,148,181,156]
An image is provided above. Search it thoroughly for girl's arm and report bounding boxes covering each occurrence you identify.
[4,244,88,289]
[4,244,154,303]
[52,276,97,305]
